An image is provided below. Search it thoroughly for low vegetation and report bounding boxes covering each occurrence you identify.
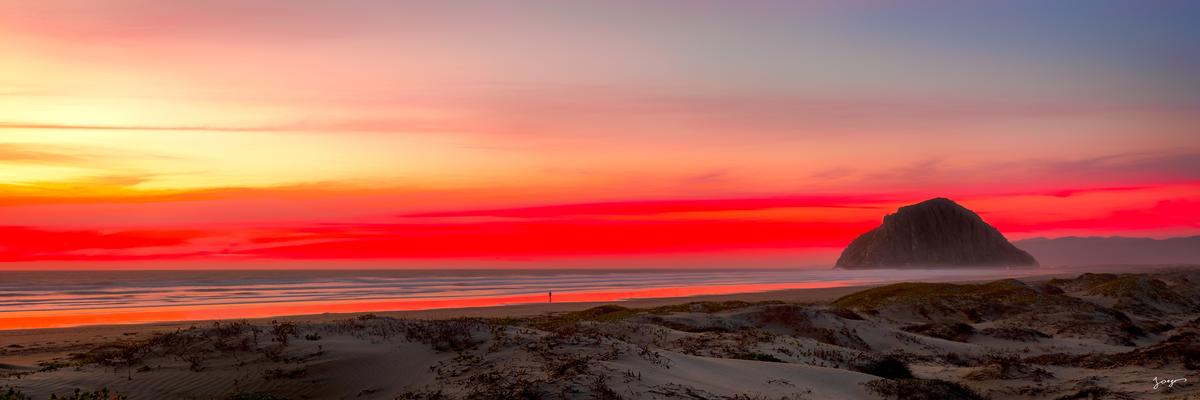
[224,393,289,400]
[852,357,914,379]
[2,386,30,400]
[864,378,986,400]
[47,388,127,400]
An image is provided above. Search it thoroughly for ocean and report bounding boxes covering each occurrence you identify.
[0,268,1053,329]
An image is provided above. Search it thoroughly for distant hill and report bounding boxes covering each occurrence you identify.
[836,198,1037,269]
[1014,236,1200,266]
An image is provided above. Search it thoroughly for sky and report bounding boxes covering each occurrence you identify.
[1,0,1198,269]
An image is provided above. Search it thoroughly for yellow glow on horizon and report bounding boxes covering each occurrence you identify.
[1,128,568,196]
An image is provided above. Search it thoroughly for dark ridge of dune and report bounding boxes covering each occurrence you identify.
[1046,270,1200,315]
[835,198,1038,269]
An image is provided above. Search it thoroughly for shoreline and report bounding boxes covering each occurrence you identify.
[0,266,1092,343]
[0,284,877,344]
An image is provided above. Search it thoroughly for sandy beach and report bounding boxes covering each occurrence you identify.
[4,265,1197,400]
[1,282,890,400]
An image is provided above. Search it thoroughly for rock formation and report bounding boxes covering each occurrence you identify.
[835,197,1037,269]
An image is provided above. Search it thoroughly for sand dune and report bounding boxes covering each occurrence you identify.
[3,266,1198,399]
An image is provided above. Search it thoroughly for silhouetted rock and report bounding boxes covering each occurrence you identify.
[836,198,1037,269]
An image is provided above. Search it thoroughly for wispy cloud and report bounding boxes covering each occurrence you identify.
[0,226,210,262]
[992,199,1200,233]
[0,119,469,134]
[1035,152,1200,182]
[0,143,85,163]
[0,122,268,132]
[832,152,1200,195]
[401,195,897,219]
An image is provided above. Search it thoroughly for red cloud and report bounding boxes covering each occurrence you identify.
[0,219,875,262]
[990,199,1200,233]
[2,187,1196,264]
[0,226,208,261]
[242,219,873,260]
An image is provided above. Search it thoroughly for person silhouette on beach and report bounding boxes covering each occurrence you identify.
[548,291,553,303]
